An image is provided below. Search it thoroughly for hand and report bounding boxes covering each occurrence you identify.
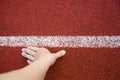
[21,47,66,66]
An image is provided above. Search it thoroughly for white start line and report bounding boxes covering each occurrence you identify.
[0,36,120,48]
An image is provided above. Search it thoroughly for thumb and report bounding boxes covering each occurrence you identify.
[54,50,66,59]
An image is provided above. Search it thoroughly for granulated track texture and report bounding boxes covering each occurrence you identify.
[0,0,120,80]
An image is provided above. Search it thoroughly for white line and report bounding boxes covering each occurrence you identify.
[0,36,120,48]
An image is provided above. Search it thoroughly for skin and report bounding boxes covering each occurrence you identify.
[0,47,66,80]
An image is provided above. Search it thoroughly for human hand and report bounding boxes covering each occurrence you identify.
[21,47,66,66]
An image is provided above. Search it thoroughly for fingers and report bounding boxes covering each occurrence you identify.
[27,47,50,53]
[21,52,34,60]
[21,47,49,62]
[54,50,66,59]
[27,60,33,64]
[22,48,36,56]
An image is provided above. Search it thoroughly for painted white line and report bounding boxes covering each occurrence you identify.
[0,36,120,48]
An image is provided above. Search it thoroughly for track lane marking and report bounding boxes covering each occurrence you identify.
[0,36,120,48]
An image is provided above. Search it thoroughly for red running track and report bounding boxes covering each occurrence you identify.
[0,0,120,80]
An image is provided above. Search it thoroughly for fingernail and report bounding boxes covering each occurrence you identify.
[60,50,66,55]
[22,48,24,51]
[21,52,24,56]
